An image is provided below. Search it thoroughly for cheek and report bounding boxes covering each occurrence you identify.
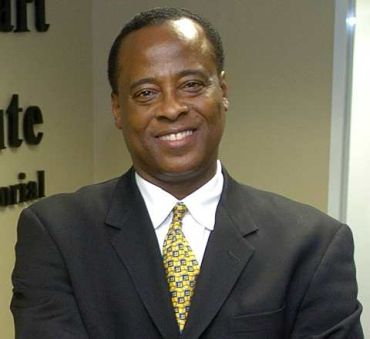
[202,98,226,126]
[201,87,225,116]
[206,101,226,142]
[121,114,156,155]
[122,104,153,133]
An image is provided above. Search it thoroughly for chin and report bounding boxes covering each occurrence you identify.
[156,160,214,183]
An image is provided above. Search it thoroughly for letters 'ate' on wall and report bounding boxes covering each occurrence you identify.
[1,0,49,209]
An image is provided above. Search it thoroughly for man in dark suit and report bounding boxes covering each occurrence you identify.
[11,7,363,338]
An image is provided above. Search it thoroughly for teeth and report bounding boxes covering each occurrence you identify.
[159,130,193,141]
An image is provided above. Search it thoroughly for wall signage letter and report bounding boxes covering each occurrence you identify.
[0,0,49,32]
[0,94,44,149]
[0,171,45,207]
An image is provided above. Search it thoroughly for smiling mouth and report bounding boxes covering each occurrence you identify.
[158,130,194,141]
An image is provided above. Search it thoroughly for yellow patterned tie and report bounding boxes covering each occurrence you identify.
[163,203,200,331]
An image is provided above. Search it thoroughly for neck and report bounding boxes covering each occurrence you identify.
[136,162,218,200]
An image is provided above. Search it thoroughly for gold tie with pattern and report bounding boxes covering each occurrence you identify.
[163,202,200,331]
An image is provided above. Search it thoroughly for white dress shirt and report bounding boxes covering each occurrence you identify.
[135,161,224,264]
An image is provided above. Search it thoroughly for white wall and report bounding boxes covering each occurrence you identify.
[0,1,93,337]
[346,0,370,334]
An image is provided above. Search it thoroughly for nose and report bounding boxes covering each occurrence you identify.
[156,90,189,121]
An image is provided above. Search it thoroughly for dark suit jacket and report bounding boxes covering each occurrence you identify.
[11,168,363,338]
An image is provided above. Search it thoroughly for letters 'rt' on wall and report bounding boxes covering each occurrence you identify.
[0,0,49,33]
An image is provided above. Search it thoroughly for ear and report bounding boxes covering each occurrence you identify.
[219,71,229,111]
[111,92,123,129]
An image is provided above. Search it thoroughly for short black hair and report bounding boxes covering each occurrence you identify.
[107,7,224,94]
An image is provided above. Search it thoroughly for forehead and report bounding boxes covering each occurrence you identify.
[116,19,216,80]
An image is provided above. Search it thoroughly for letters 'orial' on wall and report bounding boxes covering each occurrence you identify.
[0,171,45,207]
[0,0,49,32]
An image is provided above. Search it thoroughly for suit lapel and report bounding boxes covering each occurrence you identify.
[182,171,258,339]
[103,169,258,339]
[105,169,179,339]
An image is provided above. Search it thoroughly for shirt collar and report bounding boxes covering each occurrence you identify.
[135,161,224,231]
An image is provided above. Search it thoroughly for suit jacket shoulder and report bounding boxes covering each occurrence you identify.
[28,176,119,222]
[222,173,343,244]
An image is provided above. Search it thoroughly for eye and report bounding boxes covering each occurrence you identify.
[133,88,158,103]
[181,80,204,93]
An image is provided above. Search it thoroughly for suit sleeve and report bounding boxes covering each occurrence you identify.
[291,224,363,338]
[11,207,89,339]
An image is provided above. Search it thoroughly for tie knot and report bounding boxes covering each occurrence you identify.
[172,202,187,222]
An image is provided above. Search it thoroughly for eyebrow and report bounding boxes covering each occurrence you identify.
[177,69,208,79]
[129,77,157,92]
[129,69,209,92]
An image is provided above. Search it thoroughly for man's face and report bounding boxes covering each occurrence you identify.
[112,18,228,190]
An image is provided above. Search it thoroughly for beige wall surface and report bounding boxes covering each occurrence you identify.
[347,0,370,335]
[0,1,93,337]
[92,0,334,212]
